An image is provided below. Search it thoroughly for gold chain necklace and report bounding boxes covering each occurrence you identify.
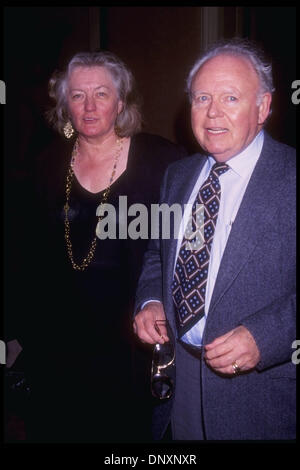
[64,137,123,271]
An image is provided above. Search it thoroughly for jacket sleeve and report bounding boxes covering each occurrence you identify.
[240,291,296,370]
[241,150,296,371]
[133,165,172,315]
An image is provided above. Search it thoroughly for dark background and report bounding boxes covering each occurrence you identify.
[1,5,297,445]
[3,6,297,180]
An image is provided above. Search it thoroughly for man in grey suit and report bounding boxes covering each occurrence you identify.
[133,38,296,440]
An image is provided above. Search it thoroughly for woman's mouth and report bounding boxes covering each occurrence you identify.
[83,117,98,123]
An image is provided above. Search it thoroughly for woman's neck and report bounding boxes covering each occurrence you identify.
[71,133,131,194]
[77,132,121,164]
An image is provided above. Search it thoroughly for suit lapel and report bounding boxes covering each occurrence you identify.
[207,134,283,318]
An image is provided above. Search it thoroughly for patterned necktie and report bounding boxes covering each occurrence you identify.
[172,162,230,337]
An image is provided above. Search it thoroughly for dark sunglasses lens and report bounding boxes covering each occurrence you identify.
[153,343,174,366]
[151,374,173,399]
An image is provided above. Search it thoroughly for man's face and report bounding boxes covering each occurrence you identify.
[190,54,271,162]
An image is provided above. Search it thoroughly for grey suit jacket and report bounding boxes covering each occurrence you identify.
[135,133,296,440]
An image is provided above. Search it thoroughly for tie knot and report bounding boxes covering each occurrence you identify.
[211,162,230,177]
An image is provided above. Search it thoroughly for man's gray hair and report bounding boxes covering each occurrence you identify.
[47,51,142,137]
[186,38,275,106]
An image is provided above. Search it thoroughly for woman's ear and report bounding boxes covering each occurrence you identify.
[117,100,124,115]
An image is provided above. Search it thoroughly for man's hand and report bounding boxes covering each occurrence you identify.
[204,325,260,375]
[133,302,168,344]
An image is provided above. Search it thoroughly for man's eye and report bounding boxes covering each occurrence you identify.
[193,95,210,104]
[226,96,237,102]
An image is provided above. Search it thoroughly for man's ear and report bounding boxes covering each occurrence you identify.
[258,92,272,125]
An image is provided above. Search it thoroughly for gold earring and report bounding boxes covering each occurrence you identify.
[63,121,74,139]
[114,125,121,137]
[114,118,122,137]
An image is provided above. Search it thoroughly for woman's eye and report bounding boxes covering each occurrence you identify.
[71,94,83,100]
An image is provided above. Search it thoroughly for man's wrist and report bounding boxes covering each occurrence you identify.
[141,299,162,310]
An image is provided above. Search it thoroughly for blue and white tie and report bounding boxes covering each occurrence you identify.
[172,162,229,337]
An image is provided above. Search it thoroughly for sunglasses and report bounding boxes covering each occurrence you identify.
[151,320,175,400]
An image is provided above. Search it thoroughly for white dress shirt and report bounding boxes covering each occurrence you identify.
[179,131,265,346]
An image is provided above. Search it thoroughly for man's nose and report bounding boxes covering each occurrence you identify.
[207,98,223,118]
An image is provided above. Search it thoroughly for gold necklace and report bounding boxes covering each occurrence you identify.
[64,137,123,271]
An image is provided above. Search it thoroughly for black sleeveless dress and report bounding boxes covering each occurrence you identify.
[8,133,186,442]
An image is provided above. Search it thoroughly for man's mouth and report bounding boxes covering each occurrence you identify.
[206,128,227,134]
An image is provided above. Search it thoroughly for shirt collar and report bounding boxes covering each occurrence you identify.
[208,130,264,178]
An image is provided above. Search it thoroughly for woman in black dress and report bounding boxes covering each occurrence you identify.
[12,51,185,442]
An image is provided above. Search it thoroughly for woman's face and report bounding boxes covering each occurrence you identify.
[67,65,123,140]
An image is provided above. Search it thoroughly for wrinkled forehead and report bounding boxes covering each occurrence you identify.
[67,65,120,95]
[192,54,259,92]
[68,65,112,82]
